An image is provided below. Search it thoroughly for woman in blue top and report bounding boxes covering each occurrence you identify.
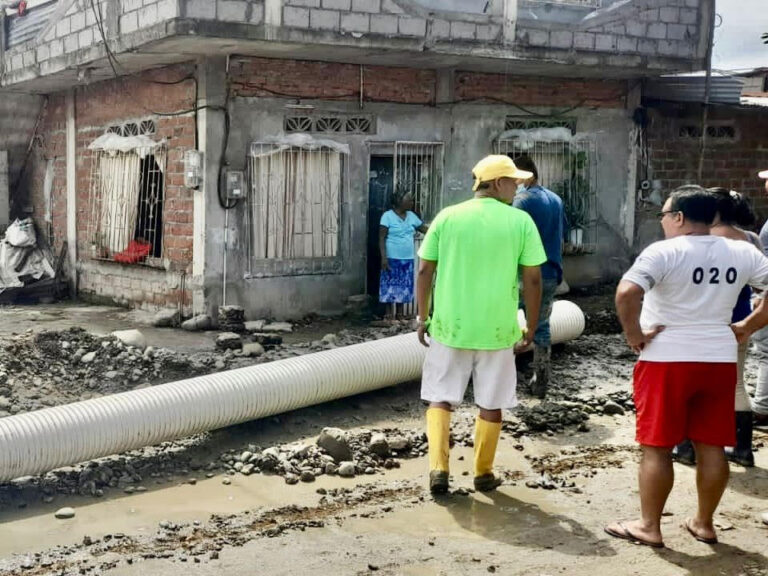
[378,191,428,320]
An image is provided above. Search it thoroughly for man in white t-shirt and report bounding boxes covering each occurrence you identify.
[605,185,768,548]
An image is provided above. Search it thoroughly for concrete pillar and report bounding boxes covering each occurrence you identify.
[489,0,516,45]
[0,151,8,231]
[624,81,642,248]
[66,90,77,295]
[264,0,282,39]
[0,10,7,74]
[435,68,455,105]
[194,57,228,316]
[105,0,120,38]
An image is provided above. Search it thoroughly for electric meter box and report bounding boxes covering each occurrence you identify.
[183,150,203,189]
[225,170,245,200]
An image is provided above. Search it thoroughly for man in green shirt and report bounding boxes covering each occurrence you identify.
[416,155,546,494]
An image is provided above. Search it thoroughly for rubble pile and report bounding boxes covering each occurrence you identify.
[217,427,425,484]
[0,328,231,416]
[218,306,246,333]
[513,403,590,434]
[0,322,416,417]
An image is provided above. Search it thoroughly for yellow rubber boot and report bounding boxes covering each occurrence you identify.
[474,417,502,492]
[426,407,451,494]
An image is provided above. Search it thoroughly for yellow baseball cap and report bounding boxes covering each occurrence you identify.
[759,170,768,179]
[472,155,533,191]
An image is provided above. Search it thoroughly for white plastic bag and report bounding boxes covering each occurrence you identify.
[5,218,36,248]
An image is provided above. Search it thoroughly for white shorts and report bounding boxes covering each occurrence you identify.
[420,338,518,410]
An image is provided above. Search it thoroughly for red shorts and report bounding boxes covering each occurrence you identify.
[633,361,736,448]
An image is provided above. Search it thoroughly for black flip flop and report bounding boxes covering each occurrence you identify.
[684,519,718,544]
[604,522,665,549]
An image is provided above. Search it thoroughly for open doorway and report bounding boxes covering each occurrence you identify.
[366,143,444,318]
[367,155,394,317]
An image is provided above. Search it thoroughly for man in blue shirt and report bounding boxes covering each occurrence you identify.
[511,155,565,399]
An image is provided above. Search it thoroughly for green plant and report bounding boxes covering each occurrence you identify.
[551,149,592,231]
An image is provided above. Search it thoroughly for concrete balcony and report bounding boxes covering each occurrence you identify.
[0,0,711,92]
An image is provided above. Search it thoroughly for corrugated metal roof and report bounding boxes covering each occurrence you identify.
[6,0,59,49]
[644,76,745,105]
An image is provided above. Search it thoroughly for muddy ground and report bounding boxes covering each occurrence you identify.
[0,289,766,575]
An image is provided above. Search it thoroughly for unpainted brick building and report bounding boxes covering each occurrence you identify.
[0,0,716,319]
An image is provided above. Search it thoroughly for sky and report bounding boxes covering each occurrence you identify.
[713,0,767,72]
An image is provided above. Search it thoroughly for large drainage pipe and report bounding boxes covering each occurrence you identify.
[0,301,585,481]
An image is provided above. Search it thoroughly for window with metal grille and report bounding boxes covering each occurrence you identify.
[394,142,445,222]
[248,143,345,263]
[392,141,444,317]
[497,136,598,254]
[284,114,376,134]
[87,148,166,263]
[505,116,577,135]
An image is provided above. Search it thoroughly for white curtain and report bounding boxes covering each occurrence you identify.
[251,147,341,260]
[98,152,141,255]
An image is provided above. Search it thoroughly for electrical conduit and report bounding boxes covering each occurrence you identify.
[0,301,585,481]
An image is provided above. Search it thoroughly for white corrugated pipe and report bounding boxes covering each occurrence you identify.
[0,301,585,481]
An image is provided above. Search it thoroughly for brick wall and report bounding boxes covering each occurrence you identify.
[645,105,768,220]
[230,57,628,107]
[454,72,627,108]
[27,64,196,311]
[230,57,437,104]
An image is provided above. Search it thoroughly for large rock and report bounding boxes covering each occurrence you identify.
[369,433,390,457]
[152,309,180,327]
[603,401,625,416]
[80,351,97,364]
[251,334,283,349]
[317,427,352,462]
[244,320,266,333]
[216,333,242,350]
[262,322,293,334]
[388,436,411,451]
[111,330,147,350]
[54,507,76,520]
[337,461,356,478]
[182,315,212,331]
[242,343,265,358]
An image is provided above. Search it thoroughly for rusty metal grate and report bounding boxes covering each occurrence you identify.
[87,148,166,263]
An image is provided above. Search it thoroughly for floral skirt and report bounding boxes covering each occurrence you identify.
[379,258,415,304]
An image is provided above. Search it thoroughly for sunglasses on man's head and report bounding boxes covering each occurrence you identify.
[657,210,681,219]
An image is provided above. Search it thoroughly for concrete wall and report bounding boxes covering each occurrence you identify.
[215,58,634,319]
